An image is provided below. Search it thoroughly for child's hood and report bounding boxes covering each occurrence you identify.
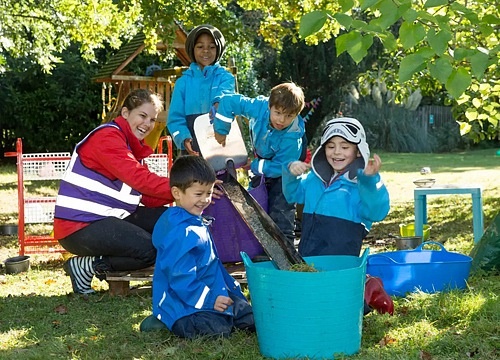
[311,117,370,183]
[185,24,226,64]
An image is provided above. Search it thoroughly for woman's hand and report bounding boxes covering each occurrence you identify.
[183,139,199,156]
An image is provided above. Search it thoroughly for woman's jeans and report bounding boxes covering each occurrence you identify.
[59,207,167,271]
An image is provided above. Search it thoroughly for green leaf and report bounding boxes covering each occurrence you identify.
[299,11,329,38]
[426,28,452,55]
[458,121,472,136]
[399,22,426,49]
[446,67,472,99]
[378,32,397,52]
[339,0,355,13]
[402,8,418,22]
[483,14,500,25]
[398,54,426,82]
[335,32,373,63]
[453,48,469,61]
[469,51,489,79]
[370,0,399,29]
[333,13,353,29]
[472,98,482,108]
[465,108,478,121]
[424,0,448,7]
[428,57,453,84]
[359,0,381,11]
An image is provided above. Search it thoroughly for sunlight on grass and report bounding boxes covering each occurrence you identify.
[0,328,32,350]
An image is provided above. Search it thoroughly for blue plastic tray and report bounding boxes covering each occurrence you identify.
[367,241,472,296]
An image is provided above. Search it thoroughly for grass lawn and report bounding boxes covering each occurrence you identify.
[1,149,499,359]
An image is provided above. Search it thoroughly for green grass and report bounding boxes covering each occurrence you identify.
[1,150,500,359]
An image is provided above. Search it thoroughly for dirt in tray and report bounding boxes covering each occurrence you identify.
[223,181,292,270]
[289,263,318,272]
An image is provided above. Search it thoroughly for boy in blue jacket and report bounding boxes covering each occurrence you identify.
[167,24,235,155]
[282,117,394,315]
[212,82,306,244]
[149,155,254,338]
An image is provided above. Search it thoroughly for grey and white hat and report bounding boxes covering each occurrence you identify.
[311,117,370,182]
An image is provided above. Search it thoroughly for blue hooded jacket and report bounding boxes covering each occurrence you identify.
[151,206,247,330]
[282,118,390,256]
[213,94,305,178]
[167,62,235,150]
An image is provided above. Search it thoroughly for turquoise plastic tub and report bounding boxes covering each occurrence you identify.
[242,249,368,360]
[367,241,472,296]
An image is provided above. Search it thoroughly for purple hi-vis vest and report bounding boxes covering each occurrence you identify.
[54,123,142,223]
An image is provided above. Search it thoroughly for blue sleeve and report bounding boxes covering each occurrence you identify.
[211,71,235,104]
[213,94,265,135]
[250,131,304,178]
[282,163,307,205]
[357,170,390,222]
[155,230,224,311]
[167,76,191,150]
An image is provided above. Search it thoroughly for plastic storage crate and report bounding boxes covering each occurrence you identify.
[5,136,173,256]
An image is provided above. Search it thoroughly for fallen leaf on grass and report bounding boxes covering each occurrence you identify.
[379,335,397,347]
[54,304,68,314]
[419,350,432,359]
[466,348,479,357]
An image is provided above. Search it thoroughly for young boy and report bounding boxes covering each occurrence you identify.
[212,82,306,244]
[148,155,255,338]
[282,117,394,314]
[167,24,235,155]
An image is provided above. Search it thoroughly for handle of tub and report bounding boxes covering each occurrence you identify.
[360,247,370,266]
[367,254,400,265]
[240,252,253,268]
[414,241,448,252]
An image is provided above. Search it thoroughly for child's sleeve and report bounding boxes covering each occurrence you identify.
[357,171,390,222]
[282,163,307,205]
[157,231,227,312]
[250,133,304,178]
[211,71,235,104]
[167,77,191,150]
[213,94,264,135]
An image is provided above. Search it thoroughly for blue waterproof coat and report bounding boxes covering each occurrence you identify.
[151,207,247,330]
[167,62,235,150]
[283,167,390,257]
[213,94,305,178]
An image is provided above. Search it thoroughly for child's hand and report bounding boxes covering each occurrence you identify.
[364,153,382,176]
[214,131,227,147]
[183,139,200,156]
[214,295,234,312]
[211,181,225,202]
[289,161,311,176]
[209,104,218,122]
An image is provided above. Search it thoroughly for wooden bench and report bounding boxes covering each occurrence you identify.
[105,263,248,296]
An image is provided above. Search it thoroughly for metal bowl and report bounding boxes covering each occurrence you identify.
[395,236,422,250]
[4,255,30,274]
[0,224,18,235]
[413,178,436,188]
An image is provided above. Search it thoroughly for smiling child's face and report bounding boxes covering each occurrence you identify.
[172,182,215,216]
[324,136,360,172]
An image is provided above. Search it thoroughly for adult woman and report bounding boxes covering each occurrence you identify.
[54,89,174,294]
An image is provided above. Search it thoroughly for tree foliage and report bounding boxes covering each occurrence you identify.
[1,0,498,142]
[298,0,500,142]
